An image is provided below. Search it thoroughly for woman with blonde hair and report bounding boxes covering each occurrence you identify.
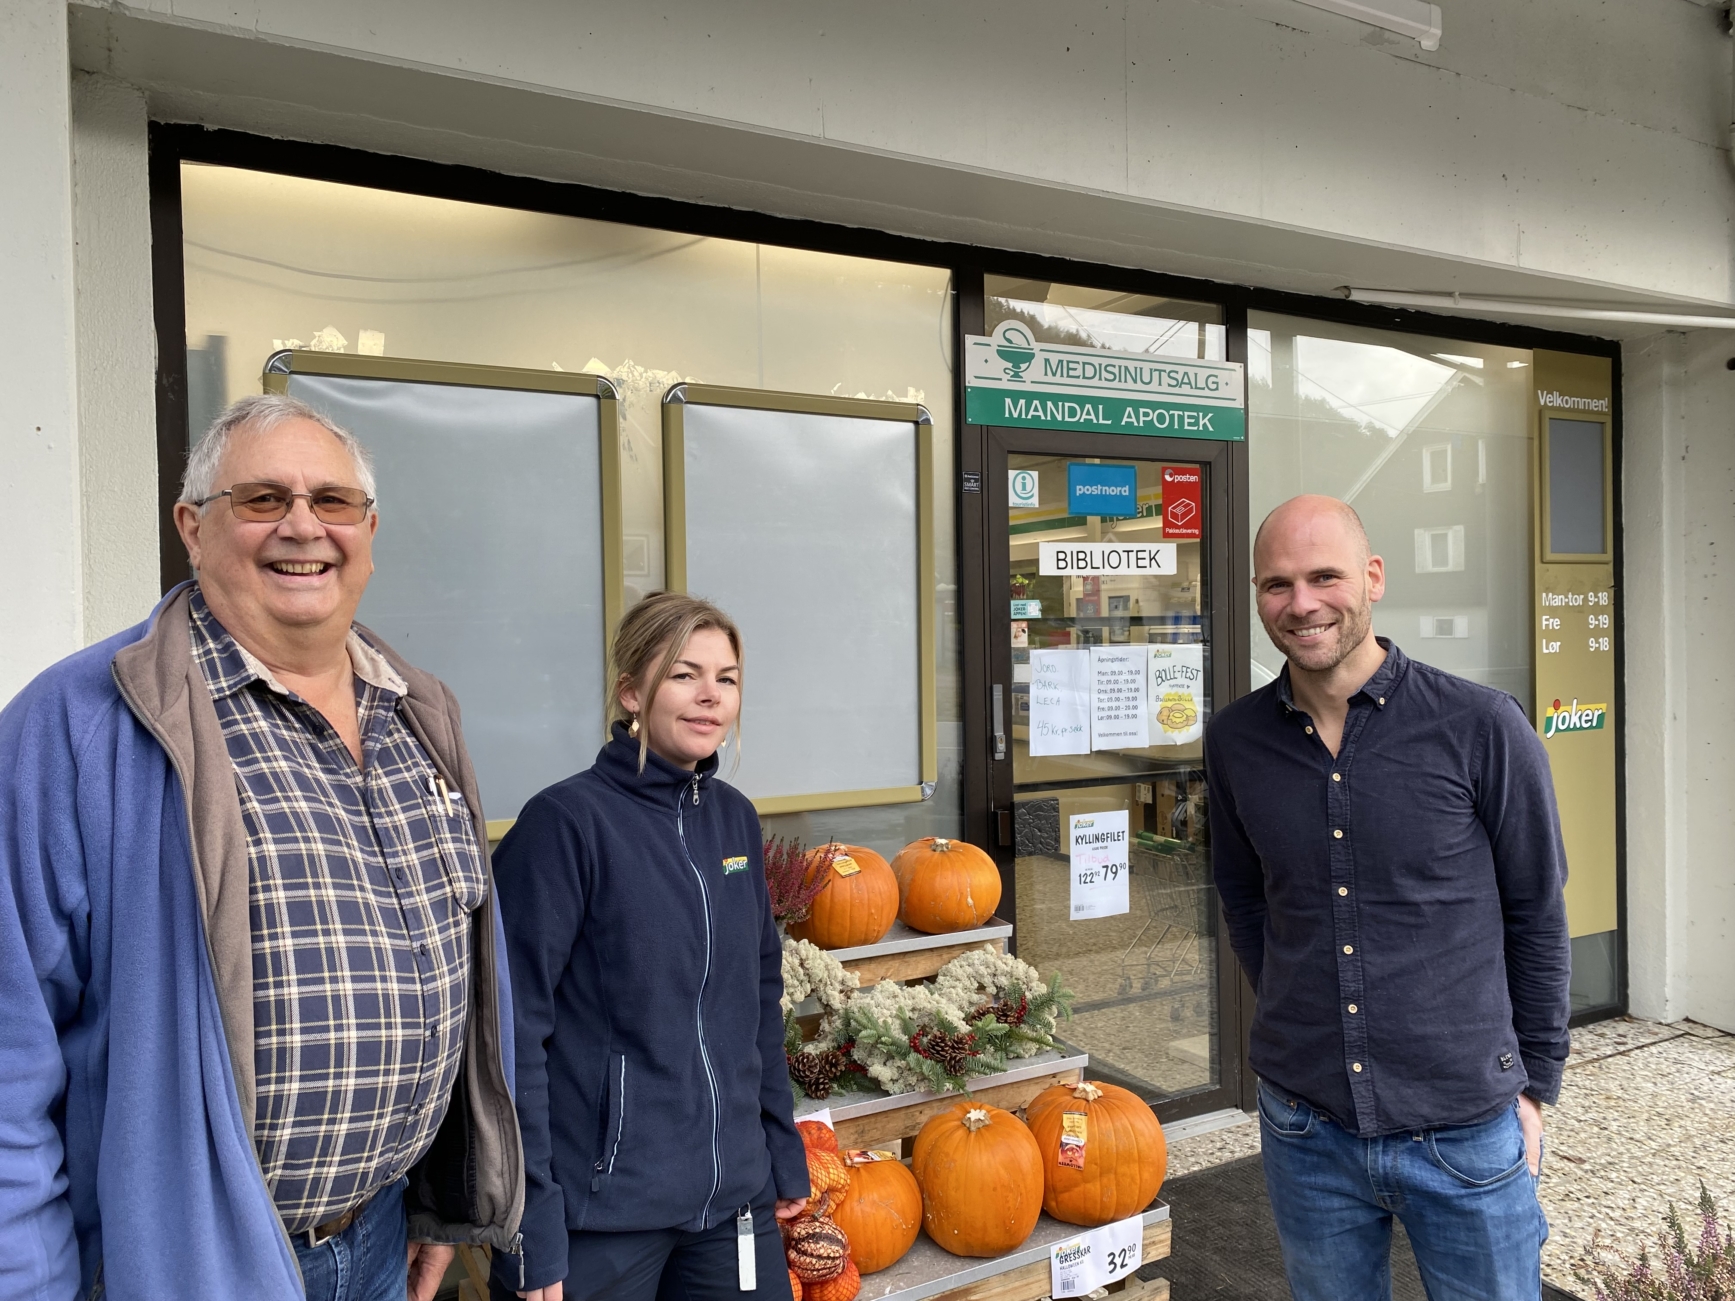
[491,592,808,1301]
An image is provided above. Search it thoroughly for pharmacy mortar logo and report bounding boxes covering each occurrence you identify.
[993,321,1038,379]
[1543,698,1607,739]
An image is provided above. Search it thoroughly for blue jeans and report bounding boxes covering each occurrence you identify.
[1257,1082,1547,1301]
[293,1178,410,1301]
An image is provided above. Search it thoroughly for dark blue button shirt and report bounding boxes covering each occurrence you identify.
[1205,641,1571,1137]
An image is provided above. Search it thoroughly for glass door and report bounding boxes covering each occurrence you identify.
[985,427,1245,1121]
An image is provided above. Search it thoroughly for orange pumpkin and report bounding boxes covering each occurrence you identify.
[790,844,899,949]
[787,1267,803,1300]
[797,1119,839,1154]
[891,838,1002,935]
[804,1147,853,1218]
[1026,1080,1168,1226]
[832,1151,922,1273]
[802,1259,860,1301]
[911,1104,1043,1257]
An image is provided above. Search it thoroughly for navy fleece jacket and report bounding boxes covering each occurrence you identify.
[492,724,808,1289]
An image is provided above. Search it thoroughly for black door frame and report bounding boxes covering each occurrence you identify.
[973,423,1251,1125]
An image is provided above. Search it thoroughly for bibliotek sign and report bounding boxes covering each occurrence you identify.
[966,321,1245,440]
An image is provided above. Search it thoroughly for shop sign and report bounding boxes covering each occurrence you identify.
[1160,466,1202,539]
[1067,462,1139,517]
[1039,542,1177,576]
[965,321,1245,440]
[1542,697,1607,739]
[1009,468,1040,509]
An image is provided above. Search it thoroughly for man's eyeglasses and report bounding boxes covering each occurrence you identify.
[197,482,375,525]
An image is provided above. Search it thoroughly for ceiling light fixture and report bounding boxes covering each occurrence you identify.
[1291,0,1443,50]
[1340,287,1735,330]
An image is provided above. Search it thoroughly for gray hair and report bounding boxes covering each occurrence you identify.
[179,394,377,509]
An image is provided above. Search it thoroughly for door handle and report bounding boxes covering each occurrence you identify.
[992,684,1007,761]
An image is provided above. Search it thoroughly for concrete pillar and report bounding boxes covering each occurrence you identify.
[71,73,159,643]
[1,0,82,704]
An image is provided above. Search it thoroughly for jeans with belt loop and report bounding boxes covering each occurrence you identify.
[293,1177,411,1301]
[1257,1081,1548,1301]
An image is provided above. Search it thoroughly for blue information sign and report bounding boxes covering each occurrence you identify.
[1068,463,1139,518]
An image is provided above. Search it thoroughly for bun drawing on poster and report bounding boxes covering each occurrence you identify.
[1147,643,1204,746]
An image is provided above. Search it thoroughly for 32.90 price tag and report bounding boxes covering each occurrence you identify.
[1049,1213,1144,1297]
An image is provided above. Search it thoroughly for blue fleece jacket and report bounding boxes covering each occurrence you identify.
[0,593,520,1301]
[491,724,809,1291]
[0,616,304,1300]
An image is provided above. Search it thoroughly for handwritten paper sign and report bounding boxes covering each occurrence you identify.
[1148,643,1205,746]
[1050,1213,1145,1297]
[1029,648,1090,756]
[1090,645,1150,750]
[1069,809,1130,920]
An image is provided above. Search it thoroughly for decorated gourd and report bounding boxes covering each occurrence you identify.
[787,1267,803,1300]
[797,1118,840,1154]
[804,1147,853,1218]
[802,1259,861,1301]
[785,1217,850,1282]
[832,1150,922,1273]
[790,844,899,949]
[891,837,1002,935]
[911,1104,1043,1257]
[1025,1080,1168,1226]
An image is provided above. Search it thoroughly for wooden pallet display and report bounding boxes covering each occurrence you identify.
[828,918,1013,986]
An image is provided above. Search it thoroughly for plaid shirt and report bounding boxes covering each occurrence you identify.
[189,591,485,1233]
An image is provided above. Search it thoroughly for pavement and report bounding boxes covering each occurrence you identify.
[1160,1016,1735,1298]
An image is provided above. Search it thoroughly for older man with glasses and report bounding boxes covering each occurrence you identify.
[0,395,522,1301]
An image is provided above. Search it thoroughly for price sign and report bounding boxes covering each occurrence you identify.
[1050,1213,1145,1297]
[1069,809,1130,920]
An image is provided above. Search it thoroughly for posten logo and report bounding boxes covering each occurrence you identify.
[1543,698,1607,739]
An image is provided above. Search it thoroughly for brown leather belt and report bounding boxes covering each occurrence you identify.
[305,1190,374,1248]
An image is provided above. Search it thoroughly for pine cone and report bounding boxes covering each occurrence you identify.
[788,1048,849,1100]
[910,1026,979,1077]
[971,996,1030,1027]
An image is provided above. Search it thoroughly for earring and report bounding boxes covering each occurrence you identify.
[628,715,640,738]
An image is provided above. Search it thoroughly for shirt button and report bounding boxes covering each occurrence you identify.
[1305,725,1314,734]
[1353,1062,1364,1073]
[1333,829,1343,839]
[1338,886,1348,896]
[1343,945,1354,954]
[1378,697,1386,706]
[1332,772,1342,782]
[1348,1003,1358,1013]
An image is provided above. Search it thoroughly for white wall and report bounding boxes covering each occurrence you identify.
[71,72,159,643]
[68,0,1734,309]
[2,0,83,703]
[1624,327,1735,1033]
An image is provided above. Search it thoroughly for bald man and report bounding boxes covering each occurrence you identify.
[1204,495,1570,1301]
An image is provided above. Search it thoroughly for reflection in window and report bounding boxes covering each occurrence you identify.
[985,277,1225,361]
[1247,315,1533,711]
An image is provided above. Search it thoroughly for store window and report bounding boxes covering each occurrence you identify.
[180,164,959,849]
[1246,313,1534,709]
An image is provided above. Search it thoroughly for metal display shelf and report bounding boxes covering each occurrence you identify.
[857,1203,1171,1301]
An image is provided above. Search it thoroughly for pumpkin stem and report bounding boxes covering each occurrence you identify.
[1071,1081,1105,1102]
[962,1107,991,1131]
[933,838,952,852]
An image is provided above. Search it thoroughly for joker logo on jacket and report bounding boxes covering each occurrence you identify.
[721,856,750,875]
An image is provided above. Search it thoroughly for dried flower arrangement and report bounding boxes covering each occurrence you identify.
[782,938,1073,1100]
[1575,1184,1735,1301]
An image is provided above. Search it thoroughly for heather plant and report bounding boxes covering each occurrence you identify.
[1575,1184,1735,1301]
[763,836,833,925]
